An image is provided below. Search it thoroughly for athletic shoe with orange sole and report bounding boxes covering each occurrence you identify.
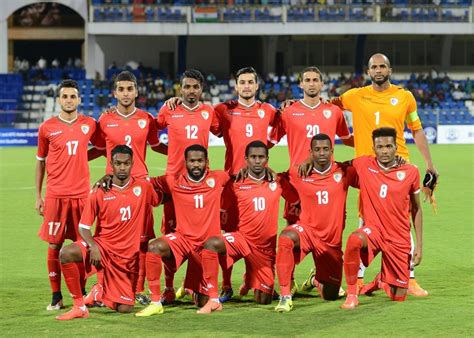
[84,284,104,307]
[408,279,429,297]
[340,294,359,310]
[55,306,89,321]
[196,300,222,314]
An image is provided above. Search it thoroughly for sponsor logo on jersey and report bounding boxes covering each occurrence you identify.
[103,196,117,201]
[269,182,277,191]
[201,111,209,120]
[49,272,58,277]
[178,184,192,190]
[396,279,408,285]
[333,173,342,182]
[302,178,315,182]
[257,109,265,119]
[120,295,134,302]
[138,119,147,129]
[368,167,379,173]
[106,123,119,128]
[49,131,63,136]
[292,113,305,116]
[323,110,332,119]
[229,111,241,116]
[260,283,272,291]
[171,114,184,118]
[133,186,142,196]
[396,171,406,181]
[239,186,252,190]
[81,125,90,134]
[390,98,399,106]
[206,177,215,188]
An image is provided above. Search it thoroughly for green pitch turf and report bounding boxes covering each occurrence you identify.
[0,145,473,337]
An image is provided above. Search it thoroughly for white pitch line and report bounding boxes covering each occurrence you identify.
[0,186,35,191]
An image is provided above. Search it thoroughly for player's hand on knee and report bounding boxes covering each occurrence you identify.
[89,244,102,268]
[165,97,181,110]
[298,158,313,178]
[394,155,406,167]
[279,99,296,110]
[35,198,44,216]
[94,174,113,192]
[413,246,422,266]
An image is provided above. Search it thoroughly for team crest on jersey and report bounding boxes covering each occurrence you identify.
[201,111,209,120]
[81,125,90,134]
[257,109,265,119]
[206,178,215,188]
[133,186,142,196]
[390,98,399,106]
[269,182,277,191]
[396,171,406,181]
[323,110,332,119]
[138,119,147,129]
[333,173,342,183]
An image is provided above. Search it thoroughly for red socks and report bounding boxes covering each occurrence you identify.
[136,242,148,293]
[146,252,163,302]
[344,234,363,295]
[47,247,61,293]
[201,249,219,299]
[276,236,295,296]
[61,262,85,307]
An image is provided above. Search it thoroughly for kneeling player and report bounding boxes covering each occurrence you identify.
[136,145,230,317]
[55,145,161,320]
[275,134,357,312]
[341,127,423,309]
[199,141,294,313]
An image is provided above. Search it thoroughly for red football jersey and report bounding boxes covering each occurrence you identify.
[151,170,229,245]
[269,100,351,167]
[156,103,219,175]
[351,156,420,245]
[288,162,357,247]
[214,100,277,175]
[37,115,98,198]
[79,177,160,259]
[96,108,159,178]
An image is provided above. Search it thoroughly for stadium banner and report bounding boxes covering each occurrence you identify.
[437,125,474,144]
[0,128,38,146]
[402,125,438,144]
[193,7,219,23]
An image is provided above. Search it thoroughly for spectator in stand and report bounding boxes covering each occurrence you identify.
[52,58,60,68]
[37,56,47,69]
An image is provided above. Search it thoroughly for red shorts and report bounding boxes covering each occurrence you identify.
[76,240,138,309]
[285,224,343,286]
[161,233,207,295]
[38,197,86,244]
[142,205,155,243]
[161,200,176,235]
[283,198,301,225]
[356,226,411,288]
[221,232,275,295]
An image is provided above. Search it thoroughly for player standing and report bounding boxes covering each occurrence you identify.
[341,127,423,309]
[91,71,166,304]
[136,144,230,317]
[55,145,161,320]
[274,134,357,312]
[330,53,435,295]
[155,69,220,303]
[36,79,99,311]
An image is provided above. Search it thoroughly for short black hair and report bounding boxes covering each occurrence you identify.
[299,66,323,82]
[236,67,258,83]
[111,144,133,159]
[311,134,332,148]
[114,71,137,89]
[245,140,268,157]
[180,69,205,86]
[372,127,397,143]
[57,79,80,97]
[184,144,208,160]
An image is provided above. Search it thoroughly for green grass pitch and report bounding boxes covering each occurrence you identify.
[0,144,473,337]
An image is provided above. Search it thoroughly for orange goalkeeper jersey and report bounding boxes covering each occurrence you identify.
[332,84,422,160]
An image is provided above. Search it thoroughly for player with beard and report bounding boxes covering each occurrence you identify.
[36,79,100,311]
[136,145,231,317]
[329,54,436,296]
